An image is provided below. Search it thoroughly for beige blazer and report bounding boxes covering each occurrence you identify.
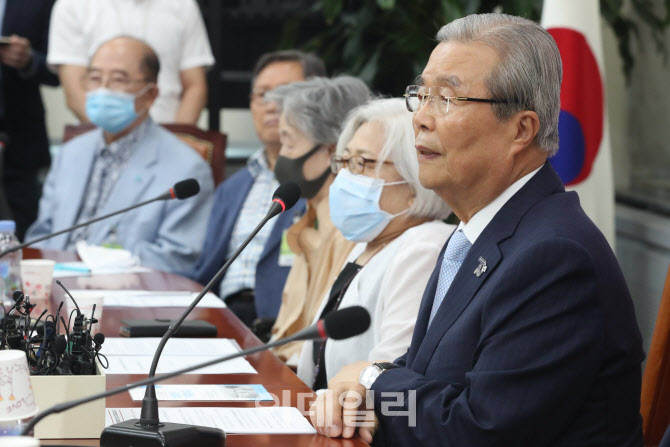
[271,198,355,363]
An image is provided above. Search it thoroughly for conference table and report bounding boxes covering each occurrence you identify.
[24,248,367,447]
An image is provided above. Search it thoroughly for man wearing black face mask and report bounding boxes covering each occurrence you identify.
[266,76,371,361]
[188,51,326,330]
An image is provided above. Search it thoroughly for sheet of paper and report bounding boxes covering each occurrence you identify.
[128,384,273,401]
[76,241,139,270]
[63,289,225,308]
[105,354,256,375]
[104,338,241,357]
[105,407,316,434]
[53,262,152,278]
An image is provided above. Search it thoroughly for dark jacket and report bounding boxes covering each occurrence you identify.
[1,0,59,170]
[188,166,306,319]
[372,163,644,447]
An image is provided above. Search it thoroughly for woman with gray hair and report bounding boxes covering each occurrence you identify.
[266,76,371,357]
[297,98,454,390]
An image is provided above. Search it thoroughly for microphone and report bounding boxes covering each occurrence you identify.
[268,182,301,218]
[0,179,201,258]
[153,178,200,201]
[11,290,23,307]
[101,182,302,446]
[93,333,105,352]
[291,305,371,342]
[21,306,370,440]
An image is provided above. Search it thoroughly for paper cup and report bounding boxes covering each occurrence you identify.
[20,260,55,301]
[64,290,104,334]
[0,351,37,431]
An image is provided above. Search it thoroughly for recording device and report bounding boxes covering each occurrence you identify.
[102,182,302,447]
[0,282,107,377]
[0,178,201,258]
[56,280,99,376]
[119,319,217,337]
[21,305,371,442]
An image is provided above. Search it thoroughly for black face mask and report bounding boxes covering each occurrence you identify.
[274,144,332,199]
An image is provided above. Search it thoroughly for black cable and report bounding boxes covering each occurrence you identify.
[97,352,109,369]
[28,309,49,341]
[60,316,69,346]
[66,309,75,352]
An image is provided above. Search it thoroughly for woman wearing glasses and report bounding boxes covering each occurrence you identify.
[297,98,454,390]
[266,76,371,358]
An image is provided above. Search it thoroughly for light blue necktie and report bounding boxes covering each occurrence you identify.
[428,230,472,327]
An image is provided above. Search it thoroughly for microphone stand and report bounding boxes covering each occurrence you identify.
[100,200,287,447]
[0,178,198,259]
[22,310,366,438]
[0,197,167,259]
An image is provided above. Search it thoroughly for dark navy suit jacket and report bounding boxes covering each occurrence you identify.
[1,0,58,170]
[188,167,305,319]
[371,163,644,446]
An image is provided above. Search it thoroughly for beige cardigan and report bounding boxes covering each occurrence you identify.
[271,198,355,363]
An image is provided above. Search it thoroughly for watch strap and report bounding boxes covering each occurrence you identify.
[373,362,398,372]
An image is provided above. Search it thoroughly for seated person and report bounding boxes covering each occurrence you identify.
[188,50,326,327]
[47,0,214,124]
[312,14,644,446]
[297,98,454,390]
[267,76,371,351]
[26,36,214,273]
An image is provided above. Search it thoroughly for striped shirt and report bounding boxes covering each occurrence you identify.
[66,118,150,249]
[219,149,279,300]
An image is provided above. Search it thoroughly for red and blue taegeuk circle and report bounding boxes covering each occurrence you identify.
[548,27,604,186]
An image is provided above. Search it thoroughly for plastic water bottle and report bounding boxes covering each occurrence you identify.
[0,220,21,307]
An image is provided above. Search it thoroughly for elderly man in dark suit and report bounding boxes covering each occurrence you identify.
[0,0,59,239]
[311,13,645,447]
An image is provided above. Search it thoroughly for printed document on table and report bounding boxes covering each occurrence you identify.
[66,289,225,308]
[105,355,256,375]
[53,262,152,278]
[104,338,241,357]
[106,407,316,434]
[128,384,273,401]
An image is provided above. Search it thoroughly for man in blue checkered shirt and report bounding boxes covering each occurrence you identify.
[188,51,326,330]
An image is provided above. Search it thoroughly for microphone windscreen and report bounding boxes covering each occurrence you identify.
[94,332,105,345]
[173,179,200,199]
[323,306,370,340]
[272,182,301,211]
[12,290,23,303]
[54,335,67,354]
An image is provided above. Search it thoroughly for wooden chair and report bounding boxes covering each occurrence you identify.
[62,123,227,186]
[642,264,670,446]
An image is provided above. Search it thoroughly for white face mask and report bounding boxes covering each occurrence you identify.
[329,169,409,242]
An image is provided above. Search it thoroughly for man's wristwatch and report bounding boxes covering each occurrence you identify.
[359,362,398,389]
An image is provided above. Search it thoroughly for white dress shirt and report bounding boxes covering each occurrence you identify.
[297,220,455,387]
[459,166,542,244]
[47,0,215,123]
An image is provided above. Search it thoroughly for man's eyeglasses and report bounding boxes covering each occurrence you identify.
[330,155,393,175]
[83,72,150,92]
[404,85,509,116]
[250,89,272,106]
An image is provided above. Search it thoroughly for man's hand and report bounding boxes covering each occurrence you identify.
[309,361,379,443]
[0,35,33,70]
